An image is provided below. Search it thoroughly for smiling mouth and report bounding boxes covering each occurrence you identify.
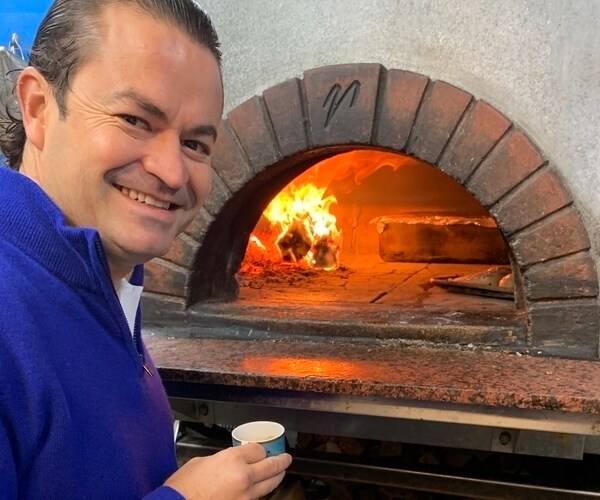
[115,185,178,210]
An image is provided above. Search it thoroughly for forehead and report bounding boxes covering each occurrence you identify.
[76,4,223,119]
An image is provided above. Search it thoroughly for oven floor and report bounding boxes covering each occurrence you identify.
[182,257,525,346]
[239,256,514,313]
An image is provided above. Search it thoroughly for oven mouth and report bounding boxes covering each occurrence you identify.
[148,148,526,349]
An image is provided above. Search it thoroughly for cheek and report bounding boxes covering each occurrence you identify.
[86,127,146,168]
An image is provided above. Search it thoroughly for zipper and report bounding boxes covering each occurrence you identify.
[133,299,154,377]
[93,238,151,377]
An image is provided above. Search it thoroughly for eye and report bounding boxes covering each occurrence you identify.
[119,114,150,130]
[182,139,211,156]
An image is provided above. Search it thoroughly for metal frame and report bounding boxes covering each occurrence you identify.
[165,381,600,460]
[169,381,600,497]
[176,440,600,499]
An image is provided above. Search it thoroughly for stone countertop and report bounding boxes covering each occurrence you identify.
[143,334,600,415]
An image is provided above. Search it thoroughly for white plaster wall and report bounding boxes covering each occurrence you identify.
[200,0,600,260]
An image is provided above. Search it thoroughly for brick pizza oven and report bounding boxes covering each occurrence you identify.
[140,4,600,491]
[143,64,599,360]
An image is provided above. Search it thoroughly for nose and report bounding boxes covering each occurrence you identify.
[142,133,188,190]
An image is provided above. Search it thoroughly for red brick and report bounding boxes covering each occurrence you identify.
[303,63,382,147]
[184,207,214,244]
[406,80,472,164]
[524,252,599,300]
[162,233,200,268]
[227,96,282,174]
[374,69,428,151]
[203,167,231,216]
[467,129,544,207]
[509,207,591,267]
[491,167,573,235]
[263,78,309,157]
[210,120,254,192]
[438,100,510,182]
[528,299,599,358]
[144,258,189,298]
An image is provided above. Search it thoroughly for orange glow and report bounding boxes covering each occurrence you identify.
[251,182,342,271]
[242,356,362,379]
[292,150,414,193]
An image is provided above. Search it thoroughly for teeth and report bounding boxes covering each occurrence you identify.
[146,194,157,205]
[119,186,171,210]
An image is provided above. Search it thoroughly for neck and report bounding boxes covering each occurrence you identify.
[109,262,134,291]
[19,146,43,184]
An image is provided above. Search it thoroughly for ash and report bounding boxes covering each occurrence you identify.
[238,258,352,289]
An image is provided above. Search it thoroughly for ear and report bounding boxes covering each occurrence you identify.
[16,67,54,151]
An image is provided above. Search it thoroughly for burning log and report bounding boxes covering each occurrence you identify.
[273,220,342,271]
[276,220,312,263]
[310,235,340,271]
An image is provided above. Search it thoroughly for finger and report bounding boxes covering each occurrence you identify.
[251,453,293,483]
[248,454,292,498]
[233,442,267,464]
[250,470,287,499]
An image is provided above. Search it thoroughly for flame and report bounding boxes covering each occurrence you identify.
[242,150,419,273]
[250,182,342,270]
[292,150,416,194]
[249,235,266,251]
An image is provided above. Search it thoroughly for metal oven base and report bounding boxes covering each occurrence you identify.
[167,382,600,499]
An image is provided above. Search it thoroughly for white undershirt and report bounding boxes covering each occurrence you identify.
[116,278,144,336]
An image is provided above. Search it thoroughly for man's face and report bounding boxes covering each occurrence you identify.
[34,5,223,276]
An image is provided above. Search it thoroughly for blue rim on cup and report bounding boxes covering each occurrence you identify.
[231,421,286,457]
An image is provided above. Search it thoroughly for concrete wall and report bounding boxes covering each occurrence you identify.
[201,0,600,261]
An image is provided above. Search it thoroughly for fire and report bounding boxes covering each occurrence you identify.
[249,183,342,270]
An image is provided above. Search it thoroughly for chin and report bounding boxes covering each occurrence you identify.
[122,238,175,264]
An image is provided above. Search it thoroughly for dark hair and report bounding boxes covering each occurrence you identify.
[0,0,221,169]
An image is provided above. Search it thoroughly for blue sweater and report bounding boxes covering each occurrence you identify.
[0,168,184,499]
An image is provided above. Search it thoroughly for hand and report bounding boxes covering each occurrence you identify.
[164,443,292,500]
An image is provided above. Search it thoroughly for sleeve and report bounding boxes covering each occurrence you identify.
[142,485,187,500]
[0,312,22,498]
[0,400,18,499]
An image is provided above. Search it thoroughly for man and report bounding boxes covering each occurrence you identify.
[0,0,292,498]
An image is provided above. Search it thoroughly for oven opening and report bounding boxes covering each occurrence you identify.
[193,148,525,347]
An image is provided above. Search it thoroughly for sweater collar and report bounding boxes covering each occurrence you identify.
[0,166,143,290]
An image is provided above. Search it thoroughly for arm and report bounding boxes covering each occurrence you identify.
[0,411,18,499]
[0,326,19,500]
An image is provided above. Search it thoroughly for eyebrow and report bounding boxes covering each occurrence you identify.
[111,88,218,141]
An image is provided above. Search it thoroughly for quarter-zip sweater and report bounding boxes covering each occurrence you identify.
[0,167,184,500]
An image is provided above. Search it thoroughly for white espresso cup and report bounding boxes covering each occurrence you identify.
[231,421,286,456]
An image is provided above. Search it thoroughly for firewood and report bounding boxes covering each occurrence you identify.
[276,220,312,262]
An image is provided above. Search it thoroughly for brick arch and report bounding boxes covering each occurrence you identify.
[144,63,599,358]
